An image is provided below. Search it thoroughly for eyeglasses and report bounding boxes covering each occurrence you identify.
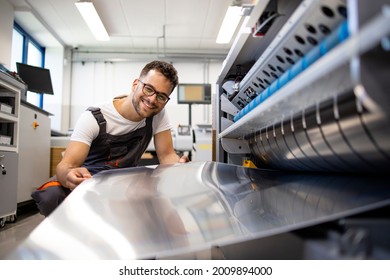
[137,80,170,104]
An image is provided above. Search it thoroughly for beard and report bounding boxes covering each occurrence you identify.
[132,93,160,119]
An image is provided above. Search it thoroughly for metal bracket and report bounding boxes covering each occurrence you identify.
[220,94,240,116]
[221,117,234,132]
[221,138,251,154]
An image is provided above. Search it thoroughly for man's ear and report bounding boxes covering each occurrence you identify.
[131,79,139,92]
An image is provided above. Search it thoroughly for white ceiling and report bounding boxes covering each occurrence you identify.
[8,0,251,59]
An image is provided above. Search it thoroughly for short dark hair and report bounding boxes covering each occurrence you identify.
[140,61,179,92]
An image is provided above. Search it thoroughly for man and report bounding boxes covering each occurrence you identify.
[32,60,189,216]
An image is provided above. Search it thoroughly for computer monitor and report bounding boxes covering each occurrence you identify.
[16,63,54,95]
[177,84,211,104]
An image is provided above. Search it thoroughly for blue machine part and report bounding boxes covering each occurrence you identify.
[234,20,349,122]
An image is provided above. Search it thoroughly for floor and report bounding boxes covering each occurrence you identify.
[0,202,45,259]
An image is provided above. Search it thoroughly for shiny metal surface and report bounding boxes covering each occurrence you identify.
[249,90,390,172]
[7,161,390,260]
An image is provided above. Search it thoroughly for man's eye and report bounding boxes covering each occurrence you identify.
[156,94,165,101]
[145,86,154,93]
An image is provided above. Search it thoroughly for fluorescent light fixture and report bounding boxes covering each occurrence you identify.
[75,1,110,41]
[216,6,242,44]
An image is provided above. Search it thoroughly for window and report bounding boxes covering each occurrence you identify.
[11,22,45,108]
[10,29,23,71]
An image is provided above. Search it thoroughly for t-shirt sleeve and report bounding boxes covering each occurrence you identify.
[70,111,100,146]
[153,108,173,135]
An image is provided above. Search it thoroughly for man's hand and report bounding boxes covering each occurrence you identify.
[179,153,190,163]
[64,167,92,191]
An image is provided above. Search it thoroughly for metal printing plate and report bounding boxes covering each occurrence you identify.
[7,161,390,259]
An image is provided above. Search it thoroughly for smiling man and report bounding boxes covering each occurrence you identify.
[32,60,189,216]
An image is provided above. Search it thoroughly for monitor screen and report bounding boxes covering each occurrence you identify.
[177,84,211,104]
[16,63,54,95]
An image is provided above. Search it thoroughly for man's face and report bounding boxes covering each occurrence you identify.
[132,70,173,119]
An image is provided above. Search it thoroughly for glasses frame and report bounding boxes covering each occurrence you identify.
[137,79,170,104]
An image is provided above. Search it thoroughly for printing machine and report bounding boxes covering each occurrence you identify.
[7,0,390,259]
[214,0,390,258]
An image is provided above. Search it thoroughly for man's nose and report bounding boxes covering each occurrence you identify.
[147,93,159,104]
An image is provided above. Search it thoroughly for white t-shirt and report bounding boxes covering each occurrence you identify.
[71,98,172,146]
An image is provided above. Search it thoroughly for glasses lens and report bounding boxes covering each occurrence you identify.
[156,93,168,103]
[143,85,155,96]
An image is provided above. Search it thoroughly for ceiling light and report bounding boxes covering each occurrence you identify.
[216,5,242,44]
[75,1,110,41]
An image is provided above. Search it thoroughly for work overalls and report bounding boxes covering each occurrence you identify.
[31,107,154,216]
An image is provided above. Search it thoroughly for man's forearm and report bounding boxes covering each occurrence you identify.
[56,162,71,188]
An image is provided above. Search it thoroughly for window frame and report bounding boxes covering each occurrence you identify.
[13,21,46,108]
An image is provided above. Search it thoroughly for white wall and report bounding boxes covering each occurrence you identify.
[43,47,65,132]
[69,59,222,130]
[0,0,14,67]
